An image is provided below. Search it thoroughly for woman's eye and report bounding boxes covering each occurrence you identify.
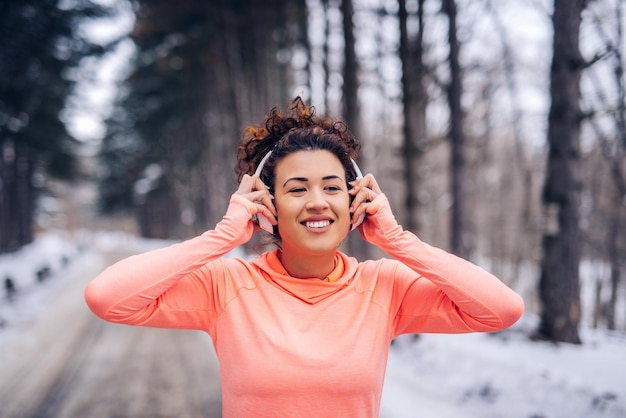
[326,185,342,192]
[290,187,306,193]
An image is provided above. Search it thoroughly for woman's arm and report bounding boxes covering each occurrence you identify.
[84,194,260,328]
[353,178,524,334]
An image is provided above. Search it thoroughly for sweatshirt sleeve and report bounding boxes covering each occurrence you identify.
[360,194,524,334]
[84,194,258,329]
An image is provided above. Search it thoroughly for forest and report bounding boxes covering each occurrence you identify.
[0,0,625,345]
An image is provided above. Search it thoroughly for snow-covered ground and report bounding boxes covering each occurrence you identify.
[381,323,626,418]
[1,231,625,418]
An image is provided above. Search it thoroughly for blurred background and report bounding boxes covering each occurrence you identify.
[0,0,625,347]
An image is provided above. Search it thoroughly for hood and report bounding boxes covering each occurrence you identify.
[251,250,359,304]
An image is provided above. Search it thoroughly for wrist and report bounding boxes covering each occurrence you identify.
[359,194,402,246]
[210,194,256,246]
[229,193,258,215]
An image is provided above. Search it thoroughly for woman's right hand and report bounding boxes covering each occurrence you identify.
[234,174,277,232]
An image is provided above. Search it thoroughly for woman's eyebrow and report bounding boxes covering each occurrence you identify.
[282,177,308,187]
[282,175,343,188]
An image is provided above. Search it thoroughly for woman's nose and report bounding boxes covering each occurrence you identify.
[306,189,329,210]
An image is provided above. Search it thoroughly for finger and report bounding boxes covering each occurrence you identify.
[235,174,256,195]
[245,190,276,215]
[351,202,369,227]
[350,187,376,213]
[236,174,271,195]
[255,205,278,225]
[246,188,272,200]
[255,194,277,218]
[363,173,382,194]
[352,173,381,194]
[251,174,270,192]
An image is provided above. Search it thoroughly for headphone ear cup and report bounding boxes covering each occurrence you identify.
[349,159,365,231]
[349,193,365,231]
[351,213,365,231]
[256,214,274,234]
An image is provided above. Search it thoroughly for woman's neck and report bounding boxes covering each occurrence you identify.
[278,250,336,280]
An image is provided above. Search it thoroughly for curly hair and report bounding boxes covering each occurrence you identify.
[235,97,361,192]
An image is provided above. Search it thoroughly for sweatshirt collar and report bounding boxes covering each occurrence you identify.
[252,250,357,304]
[265,250,344,283]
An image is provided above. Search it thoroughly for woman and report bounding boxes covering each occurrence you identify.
[85,97,524,417]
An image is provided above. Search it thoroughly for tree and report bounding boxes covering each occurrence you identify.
[339,0,371,260]
[537,0,586,344]
[341,0,359,137]
[398,0,428,234]
[581,0,626,331]
[0,0,109,253]
[602,1,626,330]
[442,0,468,258]
[99,0,310,238]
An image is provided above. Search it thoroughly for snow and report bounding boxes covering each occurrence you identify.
[1,231,625,418]
[381,325,626,418]
[0,231,81,326]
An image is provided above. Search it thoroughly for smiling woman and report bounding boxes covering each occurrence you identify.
[271,150,352,278]
[84,96,524,418]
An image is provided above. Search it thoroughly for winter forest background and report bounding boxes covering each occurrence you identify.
[1,0,625,347]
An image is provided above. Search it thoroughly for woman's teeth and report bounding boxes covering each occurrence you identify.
[305,220,331,228]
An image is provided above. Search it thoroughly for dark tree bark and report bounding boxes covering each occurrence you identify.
[135,176,179,239]
[442,0,468,258]
[537,0,586,344]
[321,0,331,112]
[605,1,626,330]
[0,140,34,253]
[341,0,359,137]
[0,0,107,253]
[398,0,427,234]
[340,0,370,260]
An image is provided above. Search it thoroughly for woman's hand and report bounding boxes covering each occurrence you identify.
[349,173,382,230]
[234,174,277,231]
[349,173,403,249]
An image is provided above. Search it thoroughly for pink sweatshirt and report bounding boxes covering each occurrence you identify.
[85,193,524,417]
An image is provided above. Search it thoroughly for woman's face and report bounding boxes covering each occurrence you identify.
[273,150,351,257]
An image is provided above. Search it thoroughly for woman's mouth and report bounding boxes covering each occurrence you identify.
[303,220,332,229]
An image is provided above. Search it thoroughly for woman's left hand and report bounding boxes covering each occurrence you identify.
[349,173,382,230]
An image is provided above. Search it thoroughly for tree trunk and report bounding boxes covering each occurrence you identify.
[322,0,330,112]
[398,0,427,235]
[0,141,17,253]
[341,0,359,136]
[606,211,622,330]
[442,0,468,258]
[340,0,369,260]
[134,177,179,240]
[0,142,10,253]
[0,140,36,254]
[537,0,586,344]
[606,0,626,330]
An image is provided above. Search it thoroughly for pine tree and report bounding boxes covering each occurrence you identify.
[0,0,110,253]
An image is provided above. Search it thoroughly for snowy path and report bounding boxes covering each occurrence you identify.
[0,249,222,418]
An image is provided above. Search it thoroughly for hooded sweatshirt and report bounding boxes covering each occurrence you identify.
[85,193,524,418]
